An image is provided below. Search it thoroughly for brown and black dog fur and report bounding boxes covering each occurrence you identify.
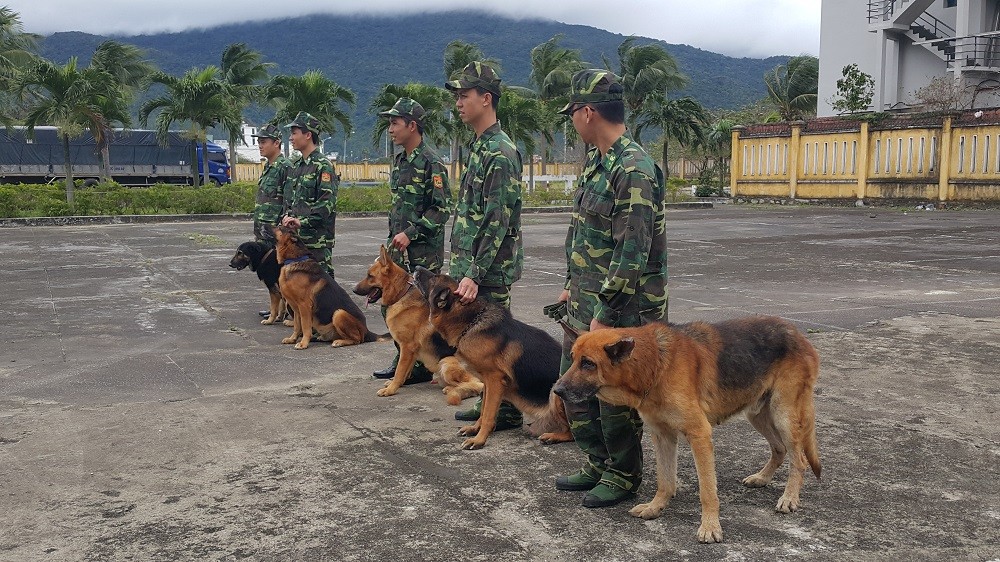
[554,317,821,543]
[413,266,573,449]
[273,225,387,349]
[353,245,483,402]
[229,240,288,325]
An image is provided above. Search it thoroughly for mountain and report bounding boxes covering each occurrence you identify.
[37,11,788,157]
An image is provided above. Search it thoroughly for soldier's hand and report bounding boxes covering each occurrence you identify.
[391,232,411,250]
[281,216,301,229]
[455,277,479,304]
[558,289,569,303]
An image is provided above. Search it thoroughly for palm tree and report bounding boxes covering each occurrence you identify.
[635,93,710,178]
[529,35,585,174]
[369,82,453,150]
[764,55,819,121]
[610,37,688,134]
[139,66,240,186]
[497,88,554,193]
[265,70,356,156]
[0,7,40,124]
[17,57,108,202]
[220,43,273,164]
[88,40,157,181]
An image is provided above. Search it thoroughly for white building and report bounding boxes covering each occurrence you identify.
[819,0,1000,116]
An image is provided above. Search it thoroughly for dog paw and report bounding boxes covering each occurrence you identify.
[538,431,574,444]
[629,502,666,520]
[282,319,294,327]
[775,494,800,513]
[330,339,353,347]
[261,318,275,325]
[697,518,724,543]
[376,385,399,397]
[742,473,771,488]
[461,437,486,450]
[281,337,297,344]
[458,424,479,436]
[294,341,309,350]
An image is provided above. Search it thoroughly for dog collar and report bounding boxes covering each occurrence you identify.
[282,255,311,264]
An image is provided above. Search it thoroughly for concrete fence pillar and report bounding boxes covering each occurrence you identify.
[938,116,953,202]
[789,121,804,199]
[730,126,743,196]
[857,121,870,201]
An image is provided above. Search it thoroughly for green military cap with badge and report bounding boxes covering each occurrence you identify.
[286,111,322,136]
[379,97,426,125]
[250,123,283,140]
[445,61,502,96]
[558,69,624,114]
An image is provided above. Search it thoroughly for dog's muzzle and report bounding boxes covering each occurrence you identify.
[552,379,599,403]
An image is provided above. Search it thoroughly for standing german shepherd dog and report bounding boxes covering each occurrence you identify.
[273,225,386,349]
[353,246,483,403]
[229,241,287,325]
[554,317,821,543]
[413,267,573,449]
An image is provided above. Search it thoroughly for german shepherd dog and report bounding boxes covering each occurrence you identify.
[554,317,821,543]
[273,225,387,349]
[352,246,484,402]
[229,240,287,325]
[413,266,573,449]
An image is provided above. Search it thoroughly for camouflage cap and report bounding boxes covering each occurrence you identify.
[250,123,282,140]
[445,61,501,96]
[558,69,624,115]
[286,111,321,136]
[379,97,426,125]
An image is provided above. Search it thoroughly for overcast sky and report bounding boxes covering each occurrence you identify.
[6,0,820,59]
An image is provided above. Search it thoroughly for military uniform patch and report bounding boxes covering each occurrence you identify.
[321,172,332,182]
[432,173,444,189]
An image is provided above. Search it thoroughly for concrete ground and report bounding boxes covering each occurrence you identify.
[1,206,998,561]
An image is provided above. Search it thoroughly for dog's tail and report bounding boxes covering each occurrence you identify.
[364,331,393,343]
[525,391,574,444]
[804,413,822,479]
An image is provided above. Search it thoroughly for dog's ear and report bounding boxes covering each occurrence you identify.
[559,320,580,344]
[604,337,635,365]
[378,244,389,265]
[432,286,453,311]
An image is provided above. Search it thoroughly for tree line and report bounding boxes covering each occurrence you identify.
[1,7,819,204]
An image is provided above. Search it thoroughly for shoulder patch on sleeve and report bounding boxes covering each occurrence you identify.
[321,172,332,182]
[432,173,444,189]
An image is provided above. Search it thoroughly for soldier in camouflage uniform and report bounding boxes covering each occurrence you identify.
[445,61,524,429]
[371,98,452,382]
[280,111,338,277]
[251,123,290,246]
[552,69,668,508]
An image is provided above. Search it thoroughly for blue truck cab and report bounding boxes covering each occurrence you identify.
[196,143,232,185]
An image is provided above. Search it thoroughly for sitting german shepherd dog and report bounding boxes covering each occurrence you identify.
[413,266,573,449]
[554,317,821,543]
[273,225,387,349]
[353,246,483,403]
[229,240,287,325]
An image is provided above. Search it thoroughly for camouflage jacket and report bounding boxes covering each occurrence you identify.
[283,149,338,249]
[388,141,451,272]
[565,133,668,327]
[254,155,290,243]
[450,122,523,286]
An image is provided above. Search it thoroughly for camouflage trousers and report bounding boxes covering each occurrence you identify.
[478,285,511,310]
[560,314,644,492]
[305,246,334,277]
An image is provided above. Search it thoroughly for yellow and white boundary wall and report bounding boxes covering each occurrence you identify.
[731,111,1000,202]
